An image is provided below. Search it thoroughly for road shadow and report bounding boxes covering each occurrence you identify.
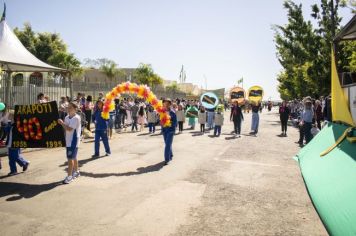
[0,181,62,201]
[150,133,162,137]
[59,155,103,168]
[79,161,166,178]
[137,133,151,136]
[225,136,237,140]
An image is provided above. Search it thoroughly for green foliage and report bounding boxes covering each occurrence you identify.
[134,63,163,88]
[274,0,353,100]
[166,81,179,92]
[14,23,81,74]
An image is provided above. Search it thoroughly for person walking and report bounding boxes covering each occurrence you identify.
[298,98,314,146]
[147,106,157,133]
[5,111,30,176]
[314,100,323,130]
[58,102,81,184]
[230,101,244,137]
[114,98,121,130]
[198,106,207,134]
[206,108,215,130]
[131,101,139,132]
[162,99,177,165]
[84,95,94,131]
[279,101,290,136]
[176,104,185,133]
[138,105,146,132]
[214,108,224,137]
[250,101,261,136]
[92,100,111,157]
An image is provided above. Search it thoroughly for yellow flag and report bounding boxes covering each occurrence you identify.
[331,48,355,126]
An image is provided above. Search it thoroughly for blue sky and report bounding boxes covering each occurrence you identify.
[3,0,354,99]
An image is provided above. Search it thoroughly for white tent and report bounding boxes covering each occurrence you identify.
[0,7,65,72]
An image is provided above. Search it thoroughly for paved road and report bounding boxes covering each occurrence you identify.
[0,108,327,236]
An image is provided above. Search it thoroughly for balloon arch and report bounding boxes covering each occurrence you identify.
[101,82,171,127]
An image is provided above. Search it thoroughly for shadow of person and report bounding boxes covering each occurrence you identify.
[0,181,62,201]
[79,161,166,179]
[225,136,237,140]
[59,155,105,168]
[137,133,152,136]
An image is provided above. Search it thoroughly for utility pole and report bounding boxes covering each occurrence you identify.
[203,74,207,90]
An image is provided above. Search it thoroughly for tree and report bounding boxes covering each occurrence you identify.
[274,1,320,99]
[134,63,163,88]
[14,23,81,75]
[82,58,126,81]
[274,0,352,99]
[100,60,119,81]
[48,51,82,75]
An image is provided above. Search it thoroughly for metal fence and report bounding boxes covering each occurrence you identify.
[0,73,186,108]
[0,72,69,108]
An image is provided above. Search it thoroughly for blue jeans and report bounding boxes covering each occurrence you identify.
[115,113,121,129]
[148,123,155,133]
[94,130,111,155]
[304,122,313,144]
[8,148,28,173]
[163,131,174,162]
[131,117,138,131]
[251,112,260,133]
[207,112,214,129]
[214,126,221,136]
[233,119,242,134]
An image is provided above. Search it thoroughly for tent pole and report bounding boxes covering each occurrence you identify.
[4,71,11,107]
[69,72,73,99]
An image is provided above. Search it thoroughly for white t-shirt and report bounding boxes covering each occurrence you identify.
[64,114,81,148]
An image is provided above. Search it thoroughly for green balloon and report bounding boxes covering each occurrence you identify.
[0,103,5,111]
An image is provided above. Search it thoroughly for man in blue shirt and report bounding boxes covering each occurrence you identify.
[162,98,177,165]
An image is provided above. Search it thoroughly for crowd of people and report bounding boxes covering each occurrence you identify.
[279,96,331,147]
[0,90,329,184]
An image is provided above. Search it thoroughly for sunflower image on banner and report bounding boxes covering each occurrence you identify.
[248,86,264,104]
[185,106,199,118]
[200,92,219,109]
[229,87,245,105]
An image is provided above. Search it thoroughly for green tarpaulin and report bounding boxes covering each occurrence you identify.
[295,123,356,236]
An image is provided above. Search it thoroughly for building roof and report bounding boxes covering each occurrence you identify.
[334,14,356,42]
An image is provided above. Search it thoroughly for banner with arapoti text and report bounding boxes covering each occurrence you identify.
[12,101,65,148]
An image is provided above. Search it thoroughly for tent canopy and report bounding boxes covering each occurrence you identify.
[334,14,356,42]
[0,6,65,72]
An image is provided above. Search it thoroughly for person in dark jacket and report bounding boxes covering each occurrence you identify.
[92,100,111,157]
[230,101,244,137]
[279,101,290,136]
[162,98,177,165]
[314,100,323,130]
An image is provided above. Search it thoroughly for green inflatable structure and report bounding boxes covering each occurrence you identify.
[294,123,356,236]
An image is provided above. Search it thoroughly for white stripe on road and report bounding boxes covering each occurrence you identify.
[217,145,231,156]
[213,158,282,167]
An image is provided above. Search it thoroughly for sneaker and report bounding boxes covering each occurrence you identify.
[105,153,111,156]
[23,162,30,171]
[72,171,80,179]
[7,172,18,176]
[63,176,73,184]
[92,154,99,158]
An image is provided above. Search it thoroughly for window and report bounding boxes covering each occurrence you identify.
[13,73,24,86]
[29,72,43,86]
